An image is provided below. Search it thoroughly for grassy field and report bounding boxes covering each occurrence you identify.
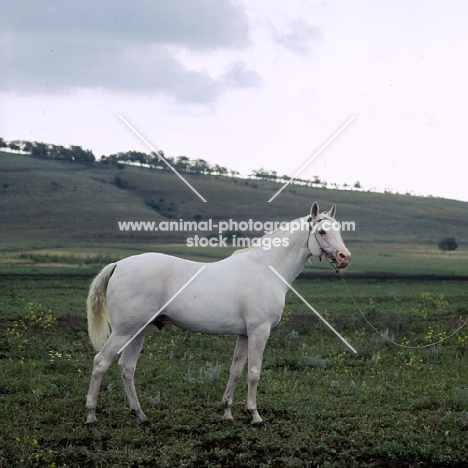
[2,241,467,279]
[2,150,468,466]
[1,270,468,467]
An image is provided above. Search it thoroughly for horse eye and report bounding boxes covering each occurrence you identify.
[318,229,326,236]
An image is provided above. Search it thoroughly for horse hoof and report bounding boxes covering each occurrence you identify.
[85,413,97,425]
[251,419,264,426]
[220,415,235,423]
[130,409,149,424]
[248,409,263,425]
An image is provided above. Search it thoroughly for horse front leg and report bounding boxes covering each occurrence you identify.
[246,327,270,424]
[221,335,248,421]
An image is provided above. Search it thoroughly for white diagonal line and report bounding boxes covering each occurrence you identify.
[268,115,356,202]
[269,266,358,354]
[118,114,207,203]
[117,266,206,354]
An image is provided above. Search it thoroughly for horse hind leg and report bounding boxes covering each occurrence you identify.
[246,327,270,424]
[221,335,248,421]
[118,330,149,423]
[85,332,129,424]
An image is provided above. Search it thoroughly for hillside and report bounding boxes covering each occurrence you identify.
[1,151,468,271]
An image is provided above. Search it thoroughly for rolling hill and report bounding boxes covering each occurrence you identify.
[1,151,467,275]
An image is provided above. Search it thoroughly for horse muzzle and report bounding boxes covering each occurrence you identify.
[335,250,351,269]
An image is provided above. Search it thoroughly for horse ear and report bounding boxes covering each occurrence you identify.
[327,204,336,218]
[311,202,319,219]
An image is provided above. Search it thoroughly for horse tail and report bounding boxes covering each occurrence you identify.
[87,263,117,352]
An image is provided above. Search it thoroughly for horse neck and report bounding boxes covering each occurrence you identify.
[263,219,310,283]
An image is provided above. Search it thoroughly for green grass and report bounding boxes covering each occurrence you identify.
[1,273,468,466]
[323,243,468,277]
[2,240,468,278]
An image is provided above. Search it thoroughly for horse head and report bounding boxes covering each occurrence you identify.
[307,202,351,269]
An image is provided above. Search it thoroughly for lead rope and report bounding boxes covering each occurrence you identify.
[336,268,468,349]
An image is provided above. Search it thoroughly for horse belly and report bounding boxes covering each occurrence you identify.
[162,304,247,335]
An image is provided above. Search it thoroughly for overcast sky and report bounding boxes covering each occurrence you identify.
[2,0,468,202]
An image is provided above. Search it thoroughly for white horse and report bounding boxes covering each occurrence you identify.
[85,202,351,425]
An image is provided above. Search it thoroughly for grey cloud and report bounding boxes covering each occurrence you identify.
[223,62,263,88]
[0,0,256,101]
[1,0,249,49]
[2,36,223,102]
[274,20,322,54]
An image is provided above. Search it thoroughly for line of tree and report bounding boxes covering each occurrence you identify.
[251,167,328,189]
[0,138,232,176]
[1,137,364,190]
[0,138,95,165]
[101,150,230,176]
[250,167,363,191]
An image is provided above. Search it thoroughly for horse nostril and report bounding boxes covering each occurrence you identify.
[337,252,351,264]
